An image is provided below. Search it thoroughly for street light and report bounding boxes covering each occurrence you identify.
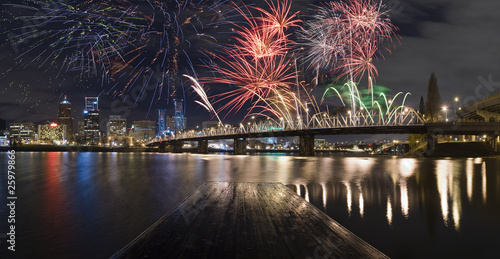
[442,106,448,122]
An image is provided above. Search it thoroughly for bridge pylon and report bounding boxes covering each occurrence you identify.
[198,140,208,154]
[299,135,315,156]
[234,138,247,155]
[172,141,183,153]
[425,133,437,156]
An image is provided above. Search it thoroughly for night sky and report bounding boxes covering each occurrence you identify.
[1,0,500,133]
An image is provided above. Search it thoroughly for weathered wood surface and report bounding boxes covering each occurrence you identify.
[112,182,388,259]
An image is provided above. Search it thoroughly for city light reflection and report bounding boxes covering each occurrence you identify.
[386,197,393,226]
[482,162,487,204]
[466,158,473,201]
[436,160,452,226]
[400,180,409,218]
[357,181,364,218]
[344,181,352,216]
[321,182,327,210]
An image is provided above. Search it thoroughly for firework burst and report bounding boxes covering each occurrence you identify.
[4,0,233,109]
[300,0,396,83]
[202,0,301,120]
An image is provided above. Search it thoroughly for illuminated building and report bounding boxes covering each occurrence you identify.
[107,115,127,146]
[174,99,187,133]
[157,109,166,136]
[38,122,67,144]
[57,95,74,142]
[130,120,156,142]
[9,122,35,142]
[83,97,100,145]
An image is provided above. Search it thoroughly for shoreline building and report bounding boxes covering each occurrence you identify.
[174,99,186,133]
[9,122,36,143]
[107,115,128,146]
[130,120,156,143]
[157,108,167,137]
[38,122,67,144]
[83,97,100,145]
[57,95,74,142]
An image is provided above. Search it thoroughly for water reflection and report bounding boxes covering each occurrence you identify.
[466,158,473,201]
[5,153,500,259]
[482,161,487,204]
[285,156,493,234]
[386,197,393,226]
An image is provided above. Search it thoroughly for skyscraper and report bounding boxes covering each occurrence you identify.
[157,108,166,136]
[174,99,186,133]
[83,97,100,145]
[57,95,73,142]
[85,97,98,111]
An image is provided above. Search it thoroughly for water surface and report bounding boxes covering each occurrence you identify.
[1,152,499,258]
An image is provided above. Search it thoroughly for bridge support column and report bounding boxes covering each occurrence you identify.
[425,133,437,156]
[172,141,183,153]
[234,138,247,155]
[159,142,166,153]
[489,134,499,152]
[197,140,208,154]
[299,135,315,156]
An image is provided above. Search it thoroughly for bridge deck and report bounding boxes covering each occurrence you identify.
[112,182,388,259]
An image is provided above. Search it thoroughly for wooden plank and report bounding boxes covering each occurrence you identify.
[112,182,388,259]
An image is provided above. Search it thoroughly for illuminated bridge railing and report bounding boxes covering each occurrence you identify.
[152,108,425,142]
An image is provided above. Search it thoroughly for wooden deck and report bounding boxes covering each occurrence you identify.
[112,182,388,258]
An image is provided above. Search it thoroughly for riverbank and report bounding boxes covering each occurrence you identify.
[0,144,151,152]
[407,141,499,157]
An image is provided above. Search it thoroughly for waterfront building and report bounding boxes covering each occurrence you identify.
[174,99,186,133]
[0,129,9,146]
[166,115,176,133]
[107,115,128,146]
[38,122,67,144]
[57,95,74,142]
[157,109,167,137]
[130,120,156,143]
[83,97,100,145]
[165,114,187,134]
[9,122,35,142]
[77,121,85,142]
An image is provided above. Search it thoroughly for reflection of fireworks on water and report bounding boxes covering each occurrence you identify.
[4,0,233,107]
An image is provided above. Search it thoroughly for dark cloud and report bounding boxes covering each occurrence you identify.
[377,0,500,108]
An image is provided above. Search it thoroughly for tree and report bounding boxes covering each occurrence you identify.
[419,96,425,115]
[424,73,442,122]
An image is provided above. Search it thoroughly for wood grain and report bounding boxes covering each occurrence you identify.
[112,182,389,259]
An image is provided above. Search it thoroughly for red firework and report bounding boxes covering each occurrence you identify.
[203,0,301,117]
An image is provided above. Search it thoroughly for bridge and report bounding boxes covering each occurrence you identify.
[458,92,500,122]
[149,109,500,156]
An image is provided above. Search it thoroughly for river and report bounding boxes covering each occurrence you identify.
[1,152,499,258]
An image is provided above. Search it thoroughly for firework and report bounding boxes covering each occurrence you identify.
[201,0,302,122]
[300,0,396,82]
[5,0,233,109]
